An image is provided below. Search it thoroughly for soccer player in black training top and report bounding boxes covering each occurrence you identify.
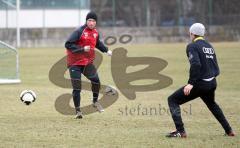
[166,23,235,138]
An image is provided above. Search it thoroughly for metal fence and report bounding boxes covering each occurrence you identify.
[91,0,240,27]
[1,0,239,27]
[0,0,240,47]
[0,0,90,9]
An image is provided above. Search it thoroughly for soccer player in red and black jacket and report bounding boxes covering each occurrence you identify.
[166,23,235,138]
[65,11,112,119]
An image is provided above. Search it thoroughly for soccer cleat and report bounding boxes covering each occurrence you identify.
[225,131,235,137]
[93,101,104,113]
[166,130,187,138]
[75,111,83,119]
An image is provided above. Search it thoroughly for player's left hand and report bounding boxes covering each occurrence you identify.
[184,84,193,96]
[107,50,112,56]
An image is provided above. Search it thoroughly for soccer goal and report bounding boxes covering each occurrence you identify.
[0,40,21,84]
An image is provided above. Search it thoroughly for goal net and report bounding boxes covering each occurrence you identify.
[0,40,20,84]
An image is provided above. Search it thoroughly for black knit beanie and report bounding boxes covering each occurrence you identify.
[86,11,98,22]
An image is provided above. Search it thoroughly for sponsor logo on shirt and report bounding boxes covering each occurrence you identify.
[93,33,97,39]
[202,47,214,59]
[84,32,88,37]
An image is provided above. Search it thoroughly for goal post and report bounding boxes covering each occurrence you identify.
[0,40,21,84]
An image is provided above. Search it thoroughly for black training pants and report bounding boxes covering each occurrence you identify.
[168,79,232,134]
[69,64,100,110]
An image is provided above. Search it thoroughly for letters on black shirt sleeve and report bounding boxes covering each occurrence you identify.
[187,44,201,85]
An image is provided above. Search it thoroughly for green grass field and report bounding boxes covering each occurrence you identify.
[0,42,239,147]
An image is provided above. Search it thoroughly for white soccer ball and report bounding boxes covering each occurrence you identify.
[20,90,36,105]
